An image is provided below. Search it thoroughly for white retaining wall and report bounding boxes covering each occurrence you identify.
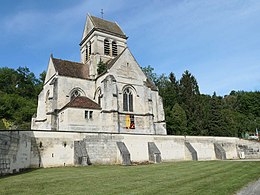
[1,130,260,175]
[30,131,241,167]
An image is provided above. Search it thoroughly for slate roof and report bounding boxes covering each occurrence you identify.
[90,16,127,39]
[52,58,89,79]
[63,96,101,110]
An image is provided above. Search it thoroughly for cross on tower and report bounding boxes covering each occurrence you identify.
[101,9,104,19]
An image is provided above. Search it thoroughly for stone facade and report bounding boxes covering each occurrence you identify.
[31,15,166,135]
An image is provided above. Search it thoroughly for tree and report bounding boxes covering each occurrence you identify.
[179,70,200,97]
[236,91,260,117]
[141,65,158,84]
[207,92,226,136]
[166,103,187,135]
[16,66,39,98]
[39,70,46,83]
[0,119,6,130]
[97,59,107,74]
[0,67,19,94]
[0,66,45,129]
[158,72,179,109]
[197,94,211,135]
[179,70,201,135]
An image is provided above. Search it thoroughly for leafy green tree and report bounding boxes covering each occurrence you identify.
[0,93,36,129]
[16,66,39,98]
[0,67,19,94]
[141,65,158,84]
[39,70,46,83]
[236,91,260,117]
[0,66,44,129]
[0,119,6,130]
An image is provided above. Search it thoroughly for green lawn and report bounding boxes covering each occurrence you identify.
[1,161,260,195]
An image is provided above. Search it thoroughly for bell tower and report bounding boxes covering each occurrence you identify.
[80,15,128,79]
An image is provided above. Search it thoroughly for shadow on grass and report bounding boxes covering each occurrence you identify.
[0,168,41,179]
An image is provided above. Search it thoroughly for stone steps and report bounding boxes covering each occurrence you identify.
[237,144,260,159]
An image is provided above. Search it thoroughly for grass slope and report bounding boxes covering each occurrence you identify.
[1,161,260,195]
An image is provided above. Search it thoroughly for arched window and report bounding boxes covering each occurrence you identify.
[71,90,80,100]
[104,39,110,55]
[94,88,102,106]
[70,88,85,101]
[45,90,50,113]
[123,88,133,112]
[112,41,117,56]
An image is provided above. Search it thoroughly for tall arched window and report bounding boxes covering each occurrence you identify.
[104,39,110,55]
[94,88,102,106]
[123,88,133,112]
[112,41,117,56]
[45,90,50,113]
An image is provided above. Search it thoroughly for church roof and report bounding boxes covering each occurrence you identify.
[81,16,127,45]
[52,58,89,79]
[90,16,126,38]
[62,96,101,110]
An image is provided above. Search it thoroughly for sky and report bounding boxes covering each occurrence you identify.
[0,0,260,96]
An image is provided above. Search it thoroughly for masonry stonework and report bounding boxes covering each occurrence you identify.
[31,15,166,135]
[2,130,260,175]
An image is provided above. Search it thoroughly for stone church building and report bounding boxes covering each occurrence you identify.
[31,15,166,135]
[2,15,259,175]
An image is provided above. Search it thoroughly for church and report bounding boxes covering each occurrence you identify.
[2,15,258,174]
[31,15,166,135]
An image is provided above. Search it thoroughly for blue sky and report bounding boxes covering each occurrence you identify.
[0,0,260,96]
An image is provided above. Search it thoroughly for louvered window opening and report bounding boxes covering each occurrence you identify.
[104,39,110,55]
[112,41,117,56]
[85,46,88,61]
[88,43,91,57]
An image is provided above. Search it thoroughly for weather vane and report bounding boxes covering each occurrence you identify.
[101,9,104,19]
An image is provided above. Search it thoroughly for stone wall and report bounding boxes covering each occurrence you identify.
[0,131,31,175]
[1,130,260,175]
[31,132,258,166]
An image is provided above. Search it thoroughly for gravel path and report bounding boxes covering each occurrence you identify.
[236,178,260,195]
